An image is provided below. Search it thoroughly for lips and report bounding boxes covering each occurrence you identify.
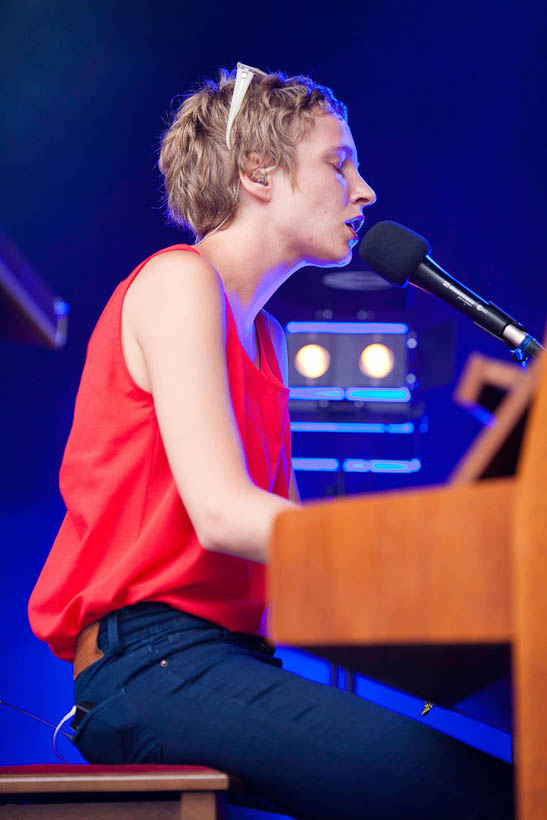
[345,216,365,237]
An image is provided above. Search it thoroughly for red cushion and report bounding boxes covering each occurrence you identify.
[0,764,220,775]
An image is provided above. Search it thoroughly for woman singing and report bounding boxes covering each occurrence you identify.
[28,63,513,819]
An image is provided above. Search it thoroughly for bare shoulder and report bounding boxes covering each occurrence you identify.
[125,249,227,341]
[127,249,224,314]
[121,248,227,393]
[262,309,288,386]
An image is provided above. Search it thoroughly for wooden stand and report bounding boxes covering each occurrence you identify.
[269,334,547,819]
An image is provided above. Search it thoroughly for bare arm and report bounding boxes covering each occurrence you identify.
[124,250,299,564]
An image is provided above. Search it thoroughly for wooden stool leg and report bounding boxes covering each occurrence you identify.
[180,791,225,820]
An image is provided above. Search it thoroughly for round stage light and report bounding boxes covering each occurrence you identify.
[294,344,331,379]
[359,343,395,379]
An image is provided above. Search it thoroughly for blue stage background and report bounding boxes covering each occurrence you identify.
[1,0,545,775]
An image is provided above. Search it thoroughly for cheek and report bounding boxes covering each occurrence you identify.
[281,174,345,236]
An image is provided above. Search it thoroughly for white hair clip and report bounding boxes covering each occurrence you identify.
[195,62,272,245]
[225,62,267,149]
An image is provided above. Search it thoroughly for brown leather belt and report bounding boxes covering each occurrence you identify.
[73,621,104,680]
[73,617,276,680]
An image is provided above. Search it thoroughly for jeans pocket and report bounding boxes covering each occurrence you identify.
[72,687,162,764]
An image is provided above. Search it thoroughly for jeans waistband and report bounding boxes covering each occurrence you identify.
[97,602,275,656]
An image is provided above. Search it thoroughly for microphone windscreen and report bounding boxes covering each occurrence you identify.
[359,221,431,286]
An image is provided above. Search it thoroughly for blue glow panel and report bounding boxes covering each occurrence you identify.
[386,422,414,433]
[292,458,340,472]
[286,321,409,334]
[289,387,412,402]
[290,421,414,434]
[369,458,421,473]
[274,648,511,763]
[352,675,511,763]
[342,458,421,473]
[289,387,345,400]
[345,387,411,402]
[342,460,370,472]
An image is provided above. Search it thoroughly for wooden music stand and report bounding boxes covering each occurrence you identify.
[268,331,546,819]
[450,351,539,484]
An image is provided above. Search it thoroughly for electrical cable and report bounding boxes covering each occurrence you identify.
[1,697,76,764]
[0,698,72,738]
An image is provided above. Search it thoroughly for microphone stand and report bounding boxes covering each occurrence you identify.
[475,302,545,368]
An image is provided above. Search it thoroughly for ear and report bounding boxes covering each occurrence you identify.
[239,152,273,202]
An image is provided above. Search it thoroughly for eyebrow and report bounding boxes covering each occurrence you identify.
[326,144,360,169]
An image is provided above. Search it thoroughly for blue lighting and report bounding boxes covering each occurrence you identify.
[275,647,511,763]
[292,458,421,473]
[289,387,345,400]
[286,321,408,334]
[53,298,70,316]
[467,404,496,427]
[290,421,415,434]
[351,675,511,762]
[345,387,411,402]
[289,386,411,402]
[386,422,414,434]
[292,458,340,472]
[275,644,513,763]
[342,458,421,473]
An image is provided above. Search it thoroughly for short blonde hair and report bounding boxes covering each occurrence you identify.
[158,68,347,240]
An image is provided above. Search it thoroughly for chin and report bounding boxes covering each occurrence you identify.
[328,248,353,268]
[333,250,353,267]
[307,246,353,268]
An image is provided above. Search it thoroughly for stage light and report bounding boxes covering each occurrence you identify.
[286,321,410,400]
[289,387,344,400]
[359,343,394,379]
[295,343,331,379]
[345,387,410,402]
[292,457,340,472]
[290,421,415,434]
[283,318,425,485]
[292,457,422,474]
[342,458,421,474]
[286,321,408,334]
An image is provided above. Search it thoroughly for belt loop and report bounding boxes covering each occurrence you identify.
[106,610,121,652]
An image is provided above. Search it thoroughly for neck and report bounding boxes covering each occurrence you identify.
[195,220,304,340]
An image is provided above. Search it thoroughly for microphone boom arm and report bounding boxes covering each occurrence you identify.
[415,258,544,367]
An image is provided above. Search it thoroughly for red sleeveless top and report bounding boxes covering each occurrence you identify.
[28,245,291,661]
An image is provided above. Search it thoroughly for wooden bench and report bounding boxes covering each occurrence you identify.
[0,764,232,819]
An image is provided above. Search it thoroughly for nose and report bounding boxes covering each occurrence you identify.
[353,174,377,208]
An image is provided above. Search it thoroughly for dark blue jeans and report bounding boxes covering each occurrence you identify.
[72,602,513,819]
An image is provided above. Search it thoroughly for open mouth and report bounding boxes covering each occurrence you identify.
[345,217,364,237]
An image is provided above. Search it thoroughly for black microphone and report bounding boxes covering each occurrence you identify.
[359,220,544,362]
